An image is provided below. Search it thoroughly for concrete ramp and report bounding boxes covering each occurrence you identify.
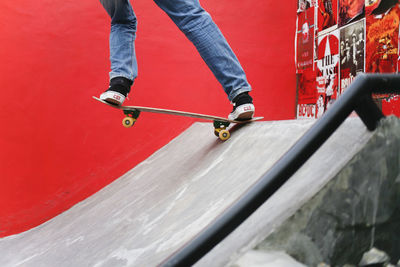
[0,118,372,267]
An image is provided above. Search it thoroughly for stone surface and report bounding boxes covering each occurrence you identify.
[231,250,306,267]
[255,116,400,266]
[359,247,390,266]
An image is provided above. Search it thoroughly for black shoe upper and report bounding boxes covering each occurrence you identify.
[231,92,253,111]
[107,77,133,97]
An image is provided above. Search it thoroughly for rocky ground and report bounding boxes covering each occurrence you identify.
[233,117,400,267]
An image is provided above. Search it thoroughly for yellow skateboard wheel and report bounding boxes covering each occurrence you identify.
[122,117,136,128]
[218,129,230,141]
[214,128,221,137]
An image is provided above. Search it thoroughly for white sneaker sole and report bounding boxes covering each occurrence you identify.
[99,91,126,106]
[228,103,255,121]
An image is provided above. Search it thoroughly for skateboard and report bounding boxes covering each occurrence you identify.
[93,96,263,141]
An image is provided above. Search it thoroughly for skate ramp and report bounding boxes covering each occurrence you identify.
[0,118,372,267]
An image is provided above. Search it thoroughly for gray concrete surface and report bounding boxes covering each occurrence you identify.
[0,118,372,267]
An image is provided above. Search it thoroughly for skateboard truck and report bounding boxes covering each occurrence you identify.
[123,112,231,140]
[124,111,231,140]
[122,109,141,128]
[213,120,231,141]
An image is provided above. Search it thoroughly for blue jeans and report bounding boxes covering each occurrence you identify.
[99,0,251,101]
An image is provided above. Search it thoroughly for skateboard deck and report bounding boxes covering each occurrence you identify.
[93,96,263,141]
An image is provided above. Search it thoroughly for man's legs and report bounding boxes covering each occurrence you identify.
[99,0,137,105]
[153,0,254,119]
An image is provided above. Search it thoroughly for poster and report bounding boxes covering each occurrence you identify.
[296,7,316,71]
[339,19,365,94]
[366,0,382,16]
[295,1,400,119]
[365,5,400,74]
[382,95,400,117]
[366,0,400,16]
[316,30,339,117]
[297,103,317,119]
[338,0,365,26]
[297,68,317,119]
[298,0,317,12]
[317,0,338,34]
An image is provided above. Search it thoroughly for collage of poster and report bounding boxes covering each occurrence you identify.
[296,0,400,119]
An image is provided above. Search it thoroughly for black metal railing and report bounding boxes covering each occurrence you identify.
[161,73,400,267]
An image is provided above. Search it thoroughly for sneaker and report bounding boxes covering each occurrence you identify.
[228,92,255,121]
[100,77,133,106]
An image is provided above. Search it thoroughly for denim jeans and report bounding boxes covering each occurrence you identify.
[99,0,251,101]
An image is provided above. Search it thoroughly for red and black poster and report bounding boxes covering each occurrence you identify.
[295,0,400,119]
[366,0,382,16]
[365,4,400,114]
[317,0,338,34]
[339,19,365,94]
[297,68,317,119]
[365,5,400,74]
[366,0,400,16]
[338,0,365,26]
[296,7,316,71]
[316,30,339,117]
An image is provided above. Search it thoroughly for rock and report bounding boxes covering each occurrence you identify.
[231,250,307,267]
[359,247,390,266]
[255,117,400,266]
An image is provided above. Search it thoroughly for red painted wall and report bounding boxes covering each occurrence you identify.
[0,1,296,237]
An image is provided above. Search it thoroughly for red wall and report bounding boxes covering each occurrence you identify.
[0,1,296,237]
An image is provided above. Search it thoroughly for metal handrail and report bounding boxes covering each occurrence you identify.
[161,73,400,267]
